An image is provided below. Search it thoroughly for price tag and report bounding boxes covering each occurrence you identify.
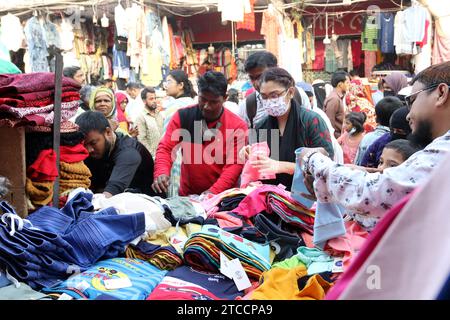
[103,277,132,290]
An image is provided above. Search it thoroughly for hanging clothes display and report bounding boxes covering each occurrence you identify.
[378,13,395,53]
[24,16,49,72]
[237,0,256,32]
[260,8,282,61]
[0,13,25,52]
[361,15,379,52]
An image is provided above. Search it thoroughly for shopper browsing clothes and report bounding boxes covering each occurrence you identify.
[153,71,247,197]
[239,68,333,190]
[75,111,156,197]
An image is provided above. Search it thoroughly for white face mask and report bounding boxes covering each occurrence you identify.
[261,92,290,117]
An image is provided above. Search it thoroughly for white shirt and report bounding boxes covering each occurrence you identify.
[0,13,24,52]
[306,130,450,230]
[125,93,145,124]
[114,4,128,38]
[223,101,240,116]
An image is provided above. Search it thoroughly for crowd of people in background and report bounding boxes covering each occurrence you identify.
[65,51,450,234]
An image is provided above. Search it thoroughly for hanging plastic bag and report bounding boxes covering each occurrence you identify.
[240,142,276,188]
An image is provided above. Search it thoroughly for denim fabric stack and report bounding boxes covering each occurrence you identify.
[0,192,145,289]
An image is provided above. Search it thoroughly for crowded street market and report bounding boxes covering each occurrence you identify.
[0,0,449,302]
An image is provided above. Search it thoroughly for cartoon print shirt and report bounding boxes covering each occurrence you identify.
[306,130,450,230]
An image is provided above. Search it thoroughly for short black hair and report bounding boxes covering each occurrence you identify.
[126,82,141,90]
[197,71,228,97]
[375,96,404,127]
[345,112,366,134]
[331,71,349,88]
[75,111,110,135]
[227,88,239,104]
[141,86,156,100]
[349,70,360,78]
[244,51,278,72]
[260,67,295,89]
[384,139,421,161]
[63,66,81,78]
[410,61,450,88]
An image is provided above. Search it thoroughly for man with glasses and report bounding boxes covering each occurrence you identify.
[297,61,450,231]
[153,71,248,197]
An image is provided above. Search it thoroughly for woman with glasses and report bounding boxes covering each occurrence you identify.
[162,70,197,129]
[161,70,197,197]
[239,67,334,190]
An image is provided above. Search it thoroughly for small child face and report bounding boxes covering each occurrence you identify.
[344,120,353,133]
[378,148,405,172]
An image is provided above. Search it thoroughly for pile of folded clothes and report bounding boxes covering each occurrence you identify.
[0,192,146,289]
[26,144,91,210]
[183,224,271,280]
[0,72,80,132]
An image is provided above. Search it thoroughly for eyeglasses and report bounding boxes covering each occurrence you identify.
[404,84,450,110]
[260,89,288,101]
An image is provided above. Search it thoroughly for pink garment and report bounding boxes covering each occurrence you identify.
[338,132,365,164]
[364,51,377,78]
[332,152,450,299]
[432,19,450,65]
[325,192,413,300]
[200,183,262,214]
[208,211,244,229]
[232,185,293,218]
[325,221,369,270]
[240,142,276,188]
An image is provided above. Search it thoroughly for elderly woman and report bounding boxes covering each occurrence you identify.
[89,87,138,137]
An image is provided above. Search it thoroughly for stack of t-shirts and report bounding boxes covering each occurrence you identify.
[125,224,201,271]
[265,192,315,234]
[25,145,91,209]
[0,73,81,131]
[183,224,271,280]
[126,241,183,271]
[0,192,146,289]
[43,258,167,300]
[147,266,244,300]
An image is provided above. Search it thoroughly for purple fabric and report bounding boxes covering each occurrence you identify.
[0,72,80,95]
[360,133,392,168]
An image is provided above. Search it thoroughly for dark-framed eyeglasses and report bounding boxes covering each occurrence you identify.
[405,84,446,110]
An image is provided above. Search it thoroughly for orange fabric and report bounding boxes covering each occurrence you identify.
[237,0,256,32]
[251,265,333,300]
[261,10,281,60]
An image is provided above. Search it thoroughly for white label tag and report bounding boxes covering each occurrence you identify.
[58,293,74,300]
[219,251,234,279]
[229,259,252,291]
[103,277,132,290]
[75,280,91,292]
[331,258,345,273]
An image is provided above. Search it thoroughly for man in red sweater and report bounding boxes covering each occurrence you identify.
[152,71,248,196]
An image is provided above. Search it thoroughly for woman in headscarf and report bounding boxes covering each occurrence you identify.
[89,87,122,134]
[115,92,130,134]
[382,73,409,96]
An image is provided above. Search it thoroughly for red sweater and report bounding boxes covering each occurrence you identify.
[154,105,248,196]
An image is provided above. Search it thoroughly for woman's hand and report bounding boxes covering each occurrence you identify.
[238,145,251,163]
[251,154,280,176]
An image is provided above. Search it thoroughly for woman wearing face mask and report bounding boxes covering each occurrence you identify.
[382,73,408,97]
[239,68,334,190]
